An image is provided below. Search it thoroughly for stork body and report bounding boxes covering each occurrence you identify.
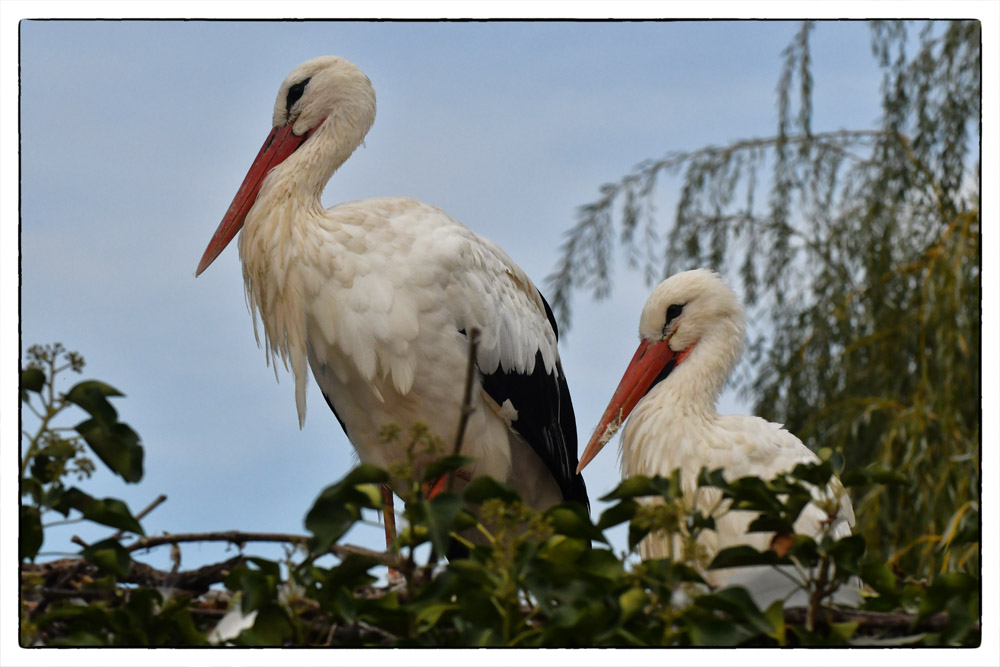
[197,57,587,521]
[578,269,856,606]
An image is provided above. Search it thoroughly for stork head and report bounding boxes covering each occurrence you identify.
[196,56,376,276]
[576,269,746,472]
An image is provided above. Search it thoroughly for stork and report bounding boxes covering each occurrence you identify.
[577,269,857,607]
[196,56,588,552]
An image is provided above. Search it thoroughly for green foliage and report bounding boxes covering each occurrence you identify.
[20,344,146,562]
[546,20,980,580]
[19,344,208,646]
[20,350,978,647]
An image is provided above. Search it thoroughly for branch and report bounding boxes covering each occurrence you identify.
[783,606,980,635]
[125,530,398,566]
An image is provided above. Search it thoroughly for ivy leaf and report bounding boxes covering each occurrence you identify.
[65,380,123,425]
[788,460,833,487]
[75,418,144,483]
[55,487,145,535]
[826,534,866,575]
[708,545,787,570]
[20,367,45,400]
[627,517,652,551]
[82,538,131,578]
[596,498,638,530]
[305,464,388,553]
[546,504,607,544]
[600,473,681,501]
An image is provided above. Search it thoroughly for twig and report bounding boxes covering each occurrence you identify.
[448,327,481,493]
[125,530,398,566]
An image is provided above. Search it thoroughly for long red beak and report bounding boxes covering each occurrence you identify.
[195,124,311,276]
[576,338,691,473]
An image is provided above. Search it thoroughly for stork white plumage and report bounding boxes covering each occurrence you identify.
[196,56,588,548]
[577,269,857,607]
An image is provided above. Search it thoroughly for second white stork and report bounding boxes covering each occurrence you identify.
[196,56,588,545]
[576,269,857,607]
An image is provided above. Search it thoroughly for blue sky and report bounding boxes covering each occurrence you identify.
[4,7,998,663]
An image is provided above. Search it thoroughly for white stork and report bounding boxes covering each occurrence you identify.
[196,56,588,549]
[577,269,858,607]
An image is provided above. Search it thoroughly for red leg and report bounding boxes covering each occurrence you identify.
[423,469,473,499]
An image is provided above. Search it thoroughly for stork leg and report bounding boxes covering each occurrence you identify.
[380,483,403,585]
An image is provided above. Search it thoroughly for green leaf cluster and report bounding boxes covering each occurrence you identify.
[20,344,146,563]
[20,347,979,647]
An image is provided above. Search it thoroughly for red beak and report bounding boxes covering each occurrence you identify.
[576,339,691,473]
[195,124,312,276]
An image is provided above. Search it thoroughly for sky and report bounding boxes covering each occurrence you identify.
[3,3,998,665]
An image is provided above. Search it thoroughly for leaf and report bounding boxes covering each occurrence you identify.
[415,602,460,633]
[788,459,833,487]
[65,380,124,425]
[545,504,607,544]
[724,476,786,514]
[684,613,755,646]
[246,604,292,646]
[422,455,475,485]
[305,464,389,552]
[75,418,144,483]
[708,545,787,570]
[696,585,774,636]
[596,498,638,530]
[917,572,978,621]
[626,518,652,551]
[225,567,274,615]
[245,557,281,578]
[20,367,45,399]
[746,516,796,535]
[578,548,624,580]
[600,473,680,501]
[618,587,649,623]
[20,505,43,561]
[82,538,131,578]
[55,487,145,535]
[826,534,866,574]
[417,492,464,555]
[860,560,898,596]
[462,476,521,504]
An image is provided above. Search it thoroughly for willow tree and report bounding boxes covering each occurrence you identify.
[547,20,980,578]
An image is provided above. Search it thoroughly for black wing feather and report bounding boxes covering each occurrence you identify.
[474,293,589,509]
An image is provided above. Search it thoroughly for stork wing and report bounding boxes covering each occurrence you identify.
[474,294,588,508]
[451,234,589,509]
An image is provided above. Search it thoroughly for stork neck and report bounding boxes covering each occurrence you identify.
[269,109,370,204]
[659,331,740,415]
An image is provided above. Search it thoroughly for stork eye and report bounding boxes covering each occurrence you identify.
[665,303,684,324]
[285,77,310,114]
